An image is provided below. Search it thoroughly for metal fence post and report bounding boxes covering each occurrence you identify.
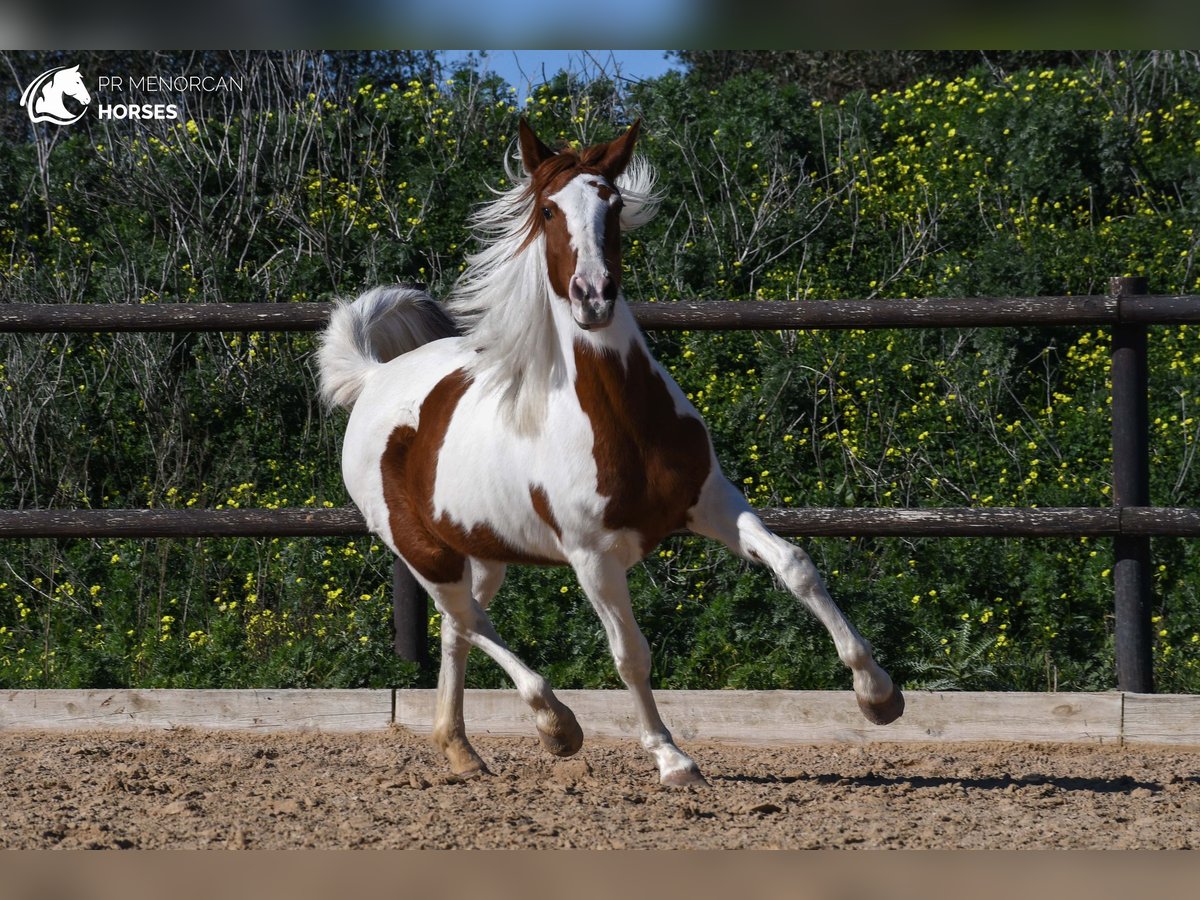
[1110,275,1154,693]
[392,557,430,669]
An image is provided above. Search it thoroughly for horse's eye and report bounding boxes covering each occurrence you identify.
[542,207,553,220]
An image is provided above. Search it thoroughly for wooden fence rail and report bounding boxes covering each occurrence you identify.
[3,294,1200,334]
[2,276,1198,692]
[2,506,1200,539]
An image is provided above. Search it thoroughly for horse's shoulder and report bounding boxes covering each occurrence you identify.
[572,339,712,551]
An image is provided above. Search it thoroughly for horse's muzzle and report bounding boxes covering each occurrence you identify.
[574,302,615,330]
[570,274,615,330]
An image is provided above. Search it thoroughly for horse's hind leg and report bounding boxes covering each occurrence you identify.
[421,565,583,772]
[689,478,904,725]
[571,551,706,787]
[430,560,505,777]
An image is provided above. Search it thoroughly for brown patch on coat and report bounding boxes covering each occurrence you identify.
[381,369,557,584]
[444,519,558,571]
[589,179,616,202]
[541,202,576,300]
[601,202,622,300]
[573,341,712,556]
[530,486,562,539]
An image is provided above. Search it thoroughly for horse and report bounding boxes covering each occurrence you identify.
[317,119,904,786]
[21,65,91,125]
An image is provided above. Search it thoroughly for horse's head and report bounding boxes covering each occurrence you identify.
[53,66,91,106]
[519,119,641,331]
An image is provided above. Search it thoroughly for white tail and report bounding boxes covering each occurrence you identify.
[317,285,458,409]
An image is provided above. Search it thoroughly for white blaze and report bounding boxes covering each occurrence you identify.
[546,174,618,291]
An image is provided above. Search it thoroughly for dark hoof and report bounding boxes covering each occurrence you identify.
[536,705,584,758]
[858,687,905,725]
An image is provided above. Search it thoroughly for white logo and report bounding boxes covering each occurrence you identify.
[20,65,92,125]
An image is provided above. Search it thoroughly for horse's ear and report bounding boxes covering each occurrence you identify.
[518,119,556,175]
[596,119,641,181]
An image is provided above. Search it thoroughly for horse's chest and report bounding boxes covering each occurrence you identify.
[574,342,711,554]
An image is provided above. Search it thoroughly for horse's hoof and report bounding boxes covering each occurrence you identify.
[858,687,905,725]
[435,732,491,777]
[450,761,491,780]
[448,753,489,782]
[536,704,584,758]
[660,765,709,788]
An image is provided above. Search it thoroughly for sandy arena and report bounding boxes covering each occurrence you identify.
[2,727,1199,849]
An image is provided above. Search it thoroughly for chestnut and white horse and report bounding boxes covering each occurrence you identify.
[318,120,903,786]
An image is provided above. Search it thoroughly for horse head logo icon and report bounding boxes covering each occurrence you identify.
[20,65,92,125]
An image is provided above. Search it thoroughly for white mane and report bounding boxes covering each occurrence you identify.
[444,143,661,432]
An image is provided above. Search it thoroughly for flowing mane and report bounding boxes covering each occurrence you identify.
[444,139,661,430]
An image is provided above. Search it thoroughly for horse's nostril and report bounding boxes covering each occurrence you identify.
[568,274,589,304]
[601,276,617,301]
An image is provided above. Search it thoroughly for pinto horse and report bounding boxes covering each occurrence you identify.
[318,120,903,786]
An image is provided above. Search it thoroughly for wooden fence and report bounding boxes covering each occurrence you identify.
[3,276,1200,692]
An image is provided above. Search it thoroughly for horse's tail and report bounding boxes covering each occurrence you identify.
[317,285,458,409]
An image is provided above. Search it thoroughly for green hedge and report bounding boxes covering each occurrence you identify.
[2,55,1198,691]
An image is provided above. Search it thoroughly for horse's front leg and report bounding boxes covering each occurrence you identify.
[570,551,706,787]
[689,477,904,725]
